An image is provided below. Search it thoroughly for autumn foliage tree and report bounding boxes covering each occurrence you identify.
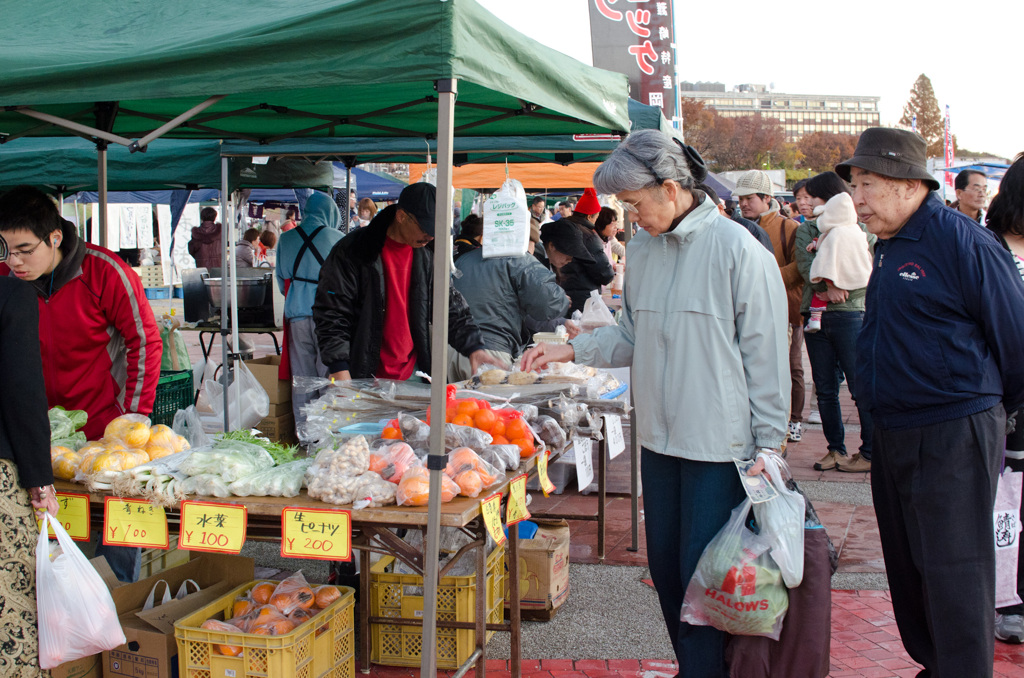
[898,74,944,157]
[798,132,860,172]
[681,100,787,171]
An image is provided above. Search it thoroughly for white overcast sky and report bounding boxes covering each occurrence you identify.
[478,0,1023,161]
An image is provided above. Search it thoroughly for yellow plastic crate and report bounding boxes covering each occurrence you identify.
[174,581,355,678]
[370,545,505,669]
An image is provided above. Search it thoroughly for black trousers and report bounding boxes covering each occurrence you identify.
[872,404,1004,678]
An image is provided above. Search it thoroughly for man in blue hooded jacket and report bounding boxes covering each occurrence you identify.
[839,128,1024,677]
[275,191,344,436]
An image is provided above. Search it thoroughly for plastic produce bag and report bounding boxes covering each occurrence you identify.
[306,436,373,504]
[751,453,806,588]
[228,459,312,498]
[179,440,275,482]
[368,442,418,484]
[482,177,530,258]
[351,471,398,508]
[173,406,213,449]
[195,359,269,433]
[445,423,493,451]
[36,514,126,668]
[577,290,616,333]
[159,314,192,372]
[681,499,789,639]
[180,473,231,498]
[445,447,502,498]
[397,466,459,506]
[480,444,521,471]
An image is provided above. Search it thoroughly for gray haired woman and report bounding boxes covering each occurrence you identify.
[522,129,790,676]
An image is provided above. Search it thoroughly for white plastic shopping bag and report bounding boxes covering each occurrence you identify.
[576,290,616,333]
[36,513,126,668]
[995,467,1023,608]
[752,452,806,588]
[196,358,269,432]
[681,498,789,639]
[482,177,530,258]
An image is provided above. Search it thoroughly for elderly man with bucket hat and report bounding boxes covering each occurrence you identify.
[840,127,1024,676]
[733,170,806,445]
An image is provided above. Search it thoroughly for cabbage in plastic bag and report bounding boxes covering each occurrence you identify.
[49,407,88,441]
[179,440,275,482]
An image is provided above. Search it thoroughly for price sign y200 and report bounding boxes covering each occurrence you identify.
[103,498,169,549]
[179,501,247,554]
[281,507,352,562]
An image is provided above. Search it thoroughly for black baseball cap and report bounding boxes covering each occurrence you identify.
[398,183,437,236]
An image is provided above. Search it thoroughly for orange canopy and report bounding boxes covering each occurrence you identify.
[407,162,599,191]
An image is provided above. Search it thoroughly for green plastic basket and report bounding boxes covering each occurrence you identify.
[152,370,194,427]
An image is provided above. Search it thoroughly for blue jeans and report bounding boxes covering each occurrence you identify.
[93,540,142,583]
[641,449,746,677]
[803,311,873,458]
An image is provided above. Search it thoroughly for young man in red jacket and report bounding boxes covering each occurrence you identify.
[0,185,162,581]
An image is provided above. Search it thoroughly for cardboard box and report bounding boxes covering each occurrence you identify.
[256,412,296,444]
[504,519,570,619]
[102,553,254,678]
[244,355,291,404]
[50,654,102,678]
[267,400,292,418]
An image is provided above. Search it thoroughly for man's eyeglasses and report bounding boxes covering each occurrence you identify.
[966,184,988,195]
[4,238,46,262]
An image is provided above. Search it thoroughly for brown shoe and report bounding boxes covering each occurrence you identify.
[813,449,839,471]
[837,453,871,473]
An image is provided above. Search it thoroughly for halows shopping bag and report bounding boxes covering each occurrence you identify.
[995,467,1023,608]
[681,499,789,639]
[36,513,126,668]
[482,178,530,258]
[196,358,269,432]
[751,453,806,588]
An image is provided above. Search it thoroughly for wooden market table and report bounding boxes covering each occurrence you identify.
[56,458,537,678]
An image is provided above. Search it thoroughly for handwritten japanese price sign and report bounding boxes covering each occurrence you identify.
[604,414,626,459]
[103,497,168,549]
[537,450,556,496]
[506,474,530,526]
[574,436,594,490]
[480,492,507,546]
[281,507,352,562]
[178,501,247,554]
[48,492,90,541]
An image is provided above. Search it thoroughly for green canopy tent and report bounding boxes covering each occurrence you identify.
[0,1,629,674]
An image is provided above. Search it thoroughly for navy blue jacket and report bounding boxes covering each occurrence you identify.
[857,194,1024,430]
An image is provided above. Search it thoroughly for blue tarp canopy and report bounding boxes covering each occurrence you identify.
[336,165,407,200]
[937,163,1009,182]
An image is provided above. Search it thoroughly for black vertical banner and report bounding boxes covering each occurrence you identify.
[588,0,677,124]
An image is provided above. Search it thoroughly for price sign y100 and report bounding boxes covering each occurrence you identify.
[281,507,352,562]
[179,501,247,554]
[103,498,169,549]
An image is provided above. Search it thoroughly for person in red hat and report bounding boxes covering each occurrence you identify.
[553,187,614,311]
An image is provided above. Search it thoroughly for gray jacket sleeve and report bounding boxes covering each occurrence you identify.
[733,244,790,449]
[514,257,570,323]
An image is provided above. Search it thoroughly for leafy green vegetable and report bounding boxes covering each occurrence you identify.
[218,430,299,465]
[48,407,88,441]
[52,432,87,451]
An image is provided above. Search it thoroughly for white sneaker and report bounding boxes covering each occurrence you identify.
[996,613,1024,644]
[804,317,821,333]
[788,421,802,442]
[808,409,822,424]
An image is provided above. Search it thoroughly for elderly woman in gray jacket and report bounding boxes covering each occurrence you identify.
[523,130,790,677]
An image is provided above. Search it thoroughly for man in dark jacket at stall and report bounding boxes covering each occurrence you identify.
[555,187,614,312]
[450,237,569,381]
[840,128,1024,677]
[188,206,223,269]
[313,183,504,381]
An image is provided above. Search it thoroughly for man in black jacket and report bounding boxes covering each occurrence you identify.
[555,188,614,312]
[313,183,502,381]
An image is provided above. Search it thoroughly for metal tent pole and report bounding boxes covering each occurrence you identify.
[346,166,352,232]
[98,145,108,249]
[420,78,457,678]
[220,158,230,431]
[229,191,241,428]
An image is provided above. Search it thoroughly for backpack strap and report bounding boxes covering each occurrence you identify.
[291,225,327,284]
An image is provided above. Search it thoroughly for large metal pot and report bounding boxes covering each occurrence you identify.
[204,277,266,309]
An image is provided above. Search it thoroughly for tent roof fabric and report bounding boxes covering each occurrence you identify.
[0,0,629,143]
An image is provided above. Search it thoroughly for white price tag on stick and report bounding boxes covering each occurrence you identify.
[604,414,625,459]
[574,436,594,490]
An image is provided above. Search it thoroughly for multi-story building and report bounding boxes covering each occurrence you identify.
[680,83,881,142]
